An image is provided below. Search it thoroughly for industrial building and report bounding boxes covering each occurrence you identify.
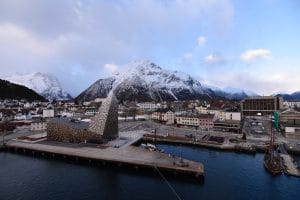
[213,120,241,133]
[241,96,283,117]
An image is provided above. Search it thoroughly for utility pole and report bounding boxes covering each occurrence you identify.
[2,132,7,146]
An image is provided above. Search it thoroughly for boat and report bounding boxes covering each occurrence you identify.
[264,148,282,175]
[263,122,282,175]
[141,143,158,151]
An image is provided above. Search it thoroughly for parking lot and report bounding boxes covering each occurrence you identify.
[119,120,241,142]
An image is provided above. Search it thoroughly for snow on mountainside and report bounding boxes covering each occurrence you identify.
[275,91,300,101]
[4,72,72,101]
[223,87,257,97]
[202,84,257,100]
[76,60,236,102]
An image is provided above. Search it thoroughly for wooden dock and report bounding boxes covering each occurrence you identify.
[5,140,204,178]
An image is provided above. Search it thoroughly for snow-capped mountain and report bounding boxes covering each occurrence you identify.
[76,60,233,102]
[275,91,300,101]
[0,79,46,101]
[221,87,257,100]
[202,85,257,100]
[223,87,257,97]
[4,72,72,101]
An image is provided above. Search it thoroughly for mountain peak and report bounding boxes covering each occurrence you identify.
[123,60,162,76]
[76,60,215,102]
[4,72,72,101]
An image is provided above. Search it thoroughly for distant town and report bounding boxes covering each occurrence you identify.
[1,94,300,177]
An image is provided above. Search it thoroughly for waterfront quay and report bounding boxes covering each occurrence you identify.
[3,137,204,179]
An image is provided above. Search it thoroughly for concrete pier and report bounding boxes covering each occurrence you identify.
[5,140,204,178]
[280,154,300,177]
[143,134,259,153]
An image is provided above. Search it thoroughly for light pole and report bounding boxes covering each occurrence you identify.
[2,132,7,146]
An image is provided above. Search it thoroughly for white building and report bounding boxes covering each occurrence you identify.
[195,105,209,114]
[207,110,241,121]
[137,102,161,112]
[23,102,32,108]
[30,121,47,131]
[176,114,214,129]
[84,108,99,116]
[224,112,241,121]
[43,109,54,118]
[176,115,199,127]
[284,101,300,108]
[83,101,91,106]
[14,113,27,121]
[151,109,175,124]
[60,112,74,118]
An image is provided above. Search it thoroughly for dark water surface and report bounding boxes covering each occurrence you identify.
[0,144,299,200]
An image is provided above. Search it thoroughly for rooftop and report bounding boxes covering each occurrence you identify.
[176,113,214,119]
[49,117,89,130]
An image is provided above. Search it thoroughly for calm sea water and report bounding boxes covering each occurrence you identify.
[0,145,299,200]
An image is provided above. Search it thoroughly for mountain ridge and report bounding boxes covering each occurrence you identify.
[275,92,300,101]
[4,72,72,101]
[0,79,46,101]
[75,60,251,102]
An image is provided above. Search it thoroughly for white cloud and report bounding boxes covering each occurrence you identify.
[104,63,119,75]
[240,49,272,63]
[0,23,58,57]
[204,54,222,64]
[0,0,234,95]
[197,36,206,46]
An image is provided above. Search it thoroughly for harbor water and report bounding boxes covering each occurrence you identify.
[0,144,299,200]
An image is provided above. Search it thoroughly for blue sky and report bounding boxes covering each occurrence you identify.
[0,0,299,96]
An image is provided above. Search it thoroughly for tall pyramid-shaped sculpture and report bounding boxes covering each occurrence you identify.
[88,92,118,140]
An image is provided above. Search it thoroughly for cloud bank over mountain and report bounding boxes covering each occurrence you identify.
[0,0,299,96]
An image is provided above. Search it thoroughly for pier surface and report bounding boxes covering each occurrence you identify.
[280,154,300,177]
[5,140,204,177]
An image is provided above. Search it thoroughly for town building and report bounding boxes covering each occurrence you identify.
[241,96,283,117]
[30,120,47,131]
[14,113,31,121]
[213,120,241,133]
[137,102,161,112]
[195,105,210,114]
[280,108,300,139]
[176,113,214,129]
[224,112,241,121]
[42,109,54,118]
[176,114,199,127]
[198,114,214,129]
[151,108,175,124]
[84,107,99,116]
[283,101,300,108]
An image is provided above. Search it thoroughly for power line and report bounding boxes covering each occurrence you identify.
[154,166,183,200]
